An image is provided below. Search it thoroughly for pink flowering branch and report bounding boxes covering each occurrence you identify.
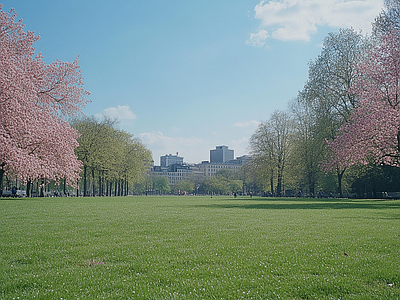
[0,5,89,187]
[324,30,400,172]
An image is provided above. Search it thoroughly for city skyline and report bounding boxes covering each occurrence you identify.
[156,145,239,166]
[2,1,385,165]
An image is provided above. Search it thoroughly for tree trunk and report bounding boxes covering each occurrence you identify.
[98,175,102,196]
[276,169,282,197]
[26,180,31,197]
[337,169,345,197]
[83,165,87,197]
[276,178,282,196]
[270,176,274,196]
[40,180,44,197]
[0,167,4,197]
[308,176,315,197]
[92,168,95,197]
[76,179,79,197]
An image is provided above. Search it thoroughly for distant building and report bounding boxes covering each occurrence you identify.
[152,163,203,186]
[150,149,250,186]
[197,161,241,177]
[234,155,251,165]
[199,147,251,177]
[197,155,250,177]
[152,154,202,186]
[210,145,234,163]
[160,153,183,168]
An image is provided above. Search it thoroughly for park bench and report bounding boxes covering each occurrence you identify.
[386,192,400,199]
[1,190,26,197]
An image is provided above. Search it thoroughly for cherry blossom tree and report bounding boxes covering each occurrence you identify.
[0,6,89,195]
[324,30,400,175]
[373,0,400,36]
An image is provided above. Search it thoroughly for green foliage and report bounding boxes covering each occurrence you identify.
[349,164,400,196]
[70,116,152,196]
[198,170,243,195]
[247,29,379,196]
[200,176,229,195]
[1,196,399,299]
[229,180,243,194]
[239,160,266,194]
[172,180,195,194]
[152,176,170,194]
[249,111,294,196]
[292,29,367,196]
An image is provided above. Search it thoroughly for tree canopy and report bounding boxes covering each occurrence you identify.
[0,5,89,193]
[71,116,152,196]
[247,19,400,197]
[325,30,400,171]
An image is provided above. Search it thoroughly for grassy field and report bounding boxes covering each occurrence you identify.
[1,195,399,299]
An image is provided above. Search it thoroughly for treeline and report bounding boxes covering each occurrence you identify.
[69,117,152,197]
[138,169,245,196]
[246,1,400,198]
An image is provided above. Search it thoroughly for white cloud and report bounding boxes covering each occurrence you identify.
[233,120,261,135]
[95,105,137,121]
[233,120,261,129]
[247,0,384,44]
[139,131,209,164]
[245,29,270,46]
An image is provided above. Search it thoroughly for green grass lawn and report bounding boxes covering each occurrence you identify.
[1,196,399,299]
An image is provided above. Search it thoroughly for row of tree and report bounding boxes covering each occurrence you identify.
[132,168,244,196]
[70,117,152,197]
[247,0,400,198]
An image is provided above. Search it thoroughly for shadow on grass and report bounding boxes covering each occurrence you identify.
[195,197,400,215]
[0,197,54,201]
[0,197,33,201]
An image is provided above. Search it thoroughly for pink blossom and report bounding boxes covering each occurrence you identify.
[0,6,89,186]
[324,30,400,171]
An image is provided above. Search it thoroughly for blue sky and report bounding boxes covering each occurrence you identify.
[2,0,384,164]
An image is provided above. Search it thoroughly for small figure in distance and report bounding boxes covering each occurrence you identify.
[12,186,17,198]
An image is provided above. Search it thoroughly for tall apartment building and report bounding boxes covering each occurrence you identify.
[160,153,183,168]
[210,145,234,163]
